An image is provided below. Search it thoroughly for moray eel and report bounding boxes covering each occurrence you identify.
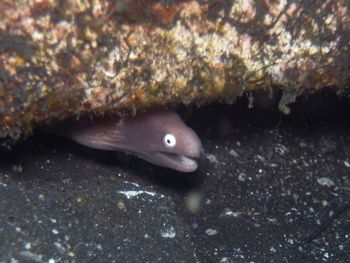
[55,108,202,172]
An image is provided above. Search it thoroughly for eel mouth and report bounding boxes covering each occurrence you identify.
[144,151,199,173]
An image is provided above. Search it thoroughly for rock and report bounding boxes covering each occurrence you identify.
[0,0,349,139]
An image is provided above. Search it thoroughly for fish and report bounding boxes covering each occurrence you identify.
[53,108,202,172]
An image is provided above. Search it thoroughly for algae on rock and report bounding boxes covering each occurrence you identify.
[0,0,349,139]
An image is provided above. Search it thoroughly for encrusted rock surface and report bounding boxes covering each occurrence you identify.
[0,0,349,139]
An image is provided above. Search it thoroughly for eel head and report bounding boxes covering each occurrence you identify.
[65,108,202,173]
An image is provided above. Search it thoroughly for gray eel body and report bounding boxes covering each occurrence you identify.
[55,108,202,172]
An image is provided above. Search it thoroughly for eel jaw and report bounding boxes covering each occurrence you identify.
[140,151,199,173]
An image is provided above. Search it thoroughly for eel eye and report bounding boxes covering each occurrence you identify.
[163,133,176,148]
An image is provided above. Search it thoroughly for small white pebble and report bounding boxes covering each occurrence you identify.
[238,173,247,182]
[117,201,126,211]
[220,257,232,263]
[205,199,212,205]
[205,154,219,164]
[317,177,335,187]
[51,229,59,235]
[229,149,239,157]
[96,244,102,251]
[287,239,294,245]
[205,229,218,236]
[54,242,65,253]
[160,226,176,238]
[24,243,31,249]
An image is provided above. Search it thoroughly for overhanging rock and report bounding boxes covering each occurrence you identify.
[0,0,349,139]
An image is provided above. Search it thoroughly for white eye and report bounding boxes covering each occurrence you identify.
[163,133,176,148]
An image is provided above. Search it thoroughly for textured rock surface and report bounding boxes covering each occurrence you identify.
[0,0,349,139]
